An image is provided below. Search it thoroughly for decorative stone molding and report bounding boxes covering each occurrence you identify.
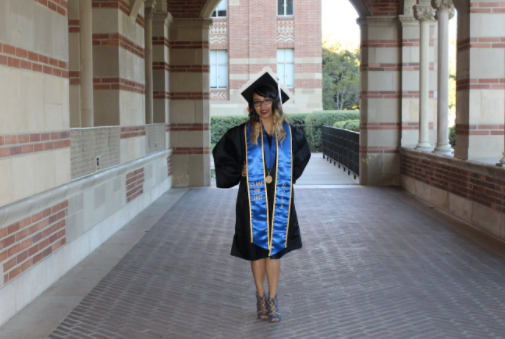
[414,5,436,22]
[432,0,455,19]
[210,89,229,101]
[277,19,294,43]
[209,20,228,44]
[153,11,173,25]
[145,6,155,19]
[399,15,418,26]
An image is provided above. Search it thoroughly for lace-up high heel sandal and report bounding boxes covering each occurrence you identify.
[256,292,268,320]
[267,295,281,322]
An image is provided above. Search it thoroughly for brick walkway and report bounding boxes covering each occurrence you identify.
[47,187,505,339]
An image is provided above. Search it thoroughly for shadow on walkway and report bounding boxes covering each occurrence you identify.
[2,185,503,338]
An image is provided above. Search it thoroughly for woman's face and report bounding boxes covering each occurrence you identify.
[252,93,273,121]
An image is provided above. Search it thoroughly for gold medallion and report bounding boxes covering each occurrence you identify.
[265,175,273,184]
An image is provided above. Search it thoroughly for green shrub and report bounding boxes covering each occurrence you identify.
[210,115,248,144]
[305,111,360,151]
[333,119,360,132]
[344,121,360,132]
[449,125,456,147]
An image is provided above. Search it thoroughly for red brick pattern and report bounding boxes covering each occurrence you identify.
[153,91,171,99]
[360,145,399,154]
[401,154,505,212]
[361,63,435,72]
[402,122,436,130]
[70,71,80,85]
[69,19,80,33]
[92,0,129,13]
[170,92,210,100]
[93,78,145,94]
[361,91,435,99]
[46,188,505,338]
[172,147,211,155]
[168,123,210,132]
[0,201,67,284]
[361,122,401,130]
[167,1,206,18]
[167,155,172,176]
[362,39,435,48]
[126,168,144,202]
[456,78,505,91]
[120,126,146,139]
[153,61,169,72]
[34,0,68,18]
[469,1,505,13]
[152,37,170,48]
[169,41,209,50]
[167,65,210,73]
[295,79,321,89]
[458,37,505,51]
[92,34,144,58]
[367,0,400,15]
[0,42,69,78]
[455,123,505,136]
[0,131,70,159]
[92,0,145,27]
[360,122,434,131]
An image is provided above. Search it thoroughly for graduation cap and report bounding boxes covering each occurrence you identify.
[240,68,291,107]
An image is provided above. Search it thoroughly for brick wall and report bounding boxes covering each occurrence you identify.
[1,201,67,285]
[401,154,505,213]
[126,168,145,202]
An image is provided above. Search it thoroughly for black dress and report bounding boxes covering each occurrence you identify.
[212,122,311,261]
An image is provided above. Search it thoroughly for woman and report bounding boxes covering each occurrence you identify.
[213,72,311,323]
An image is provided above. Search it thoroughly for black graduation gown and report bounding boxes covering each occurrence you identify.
[212,122,311,261]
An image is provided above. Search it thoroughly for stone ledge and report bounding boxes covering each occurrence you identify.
[0,149,172,229]
[399,146,505,180]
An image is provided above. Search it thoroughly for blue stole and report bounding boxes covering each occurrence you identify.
[244,121,293,256]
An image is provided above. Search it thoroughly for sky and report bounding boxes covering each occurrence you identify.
[321,0,458,49]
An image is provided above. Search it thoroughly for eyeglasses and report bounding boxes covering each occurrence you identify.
[253,98,273,107]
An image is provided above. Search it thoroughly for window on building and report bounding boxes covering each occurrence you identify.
[210,50,228,89]
[278,0,293,16]
[211,0,227,17]
[277,49,294,88]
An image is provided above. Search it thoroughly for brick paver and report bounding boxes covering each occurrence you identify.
[47,187,505,338]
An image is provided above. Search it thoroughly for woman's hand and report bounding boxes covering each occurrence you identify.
[241,162,247,177]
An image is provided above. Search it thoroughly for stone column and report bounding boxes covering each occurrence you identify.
[399,14,420,147]
[414,4,436,151]
[79,0,94,127]
[169,18,212,187]
[432,0,454,155]
[357,17,403,186]
[144,1,156,124]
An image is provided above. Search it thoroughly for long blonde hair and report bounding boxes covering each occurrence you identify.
[249,108,287,146]
[247,85,288,146]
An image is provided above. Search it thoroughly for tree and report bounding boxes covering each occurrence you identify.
[322,41,360,110]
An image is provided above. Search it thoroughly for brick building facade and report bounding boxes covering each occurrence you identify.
[208,0,323,116]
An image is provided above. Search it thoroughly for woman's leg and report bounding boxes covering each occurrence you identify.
[265,258,280,298]
[250,258,267,295]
